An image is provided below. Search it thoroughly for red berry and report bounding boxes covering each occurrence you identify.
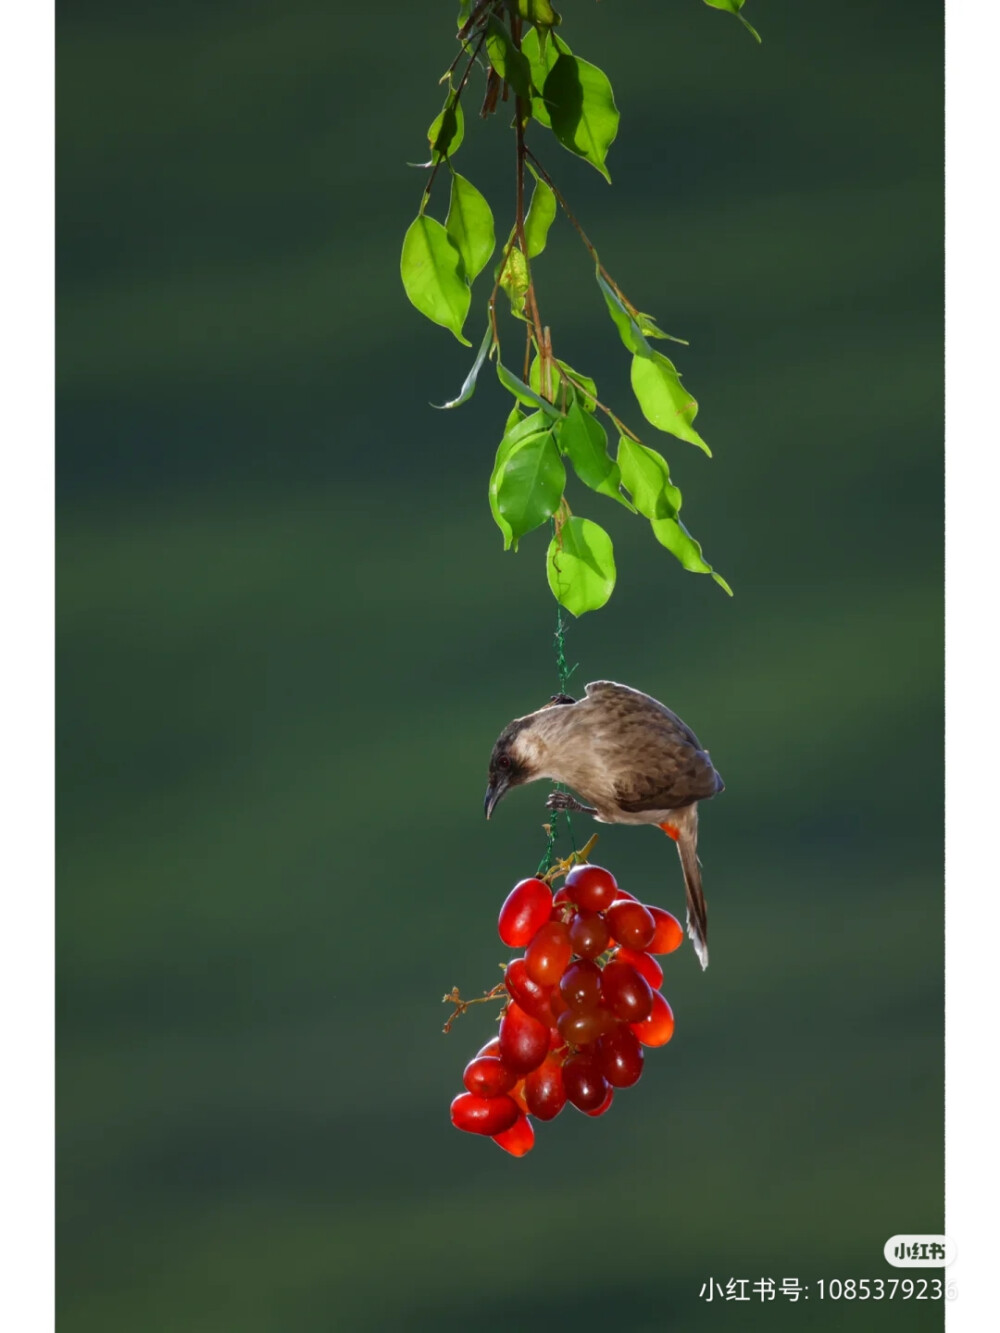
[525,920,573,985]
[450,1092,519,1136]
[499,1002,550,1075]
[568,910,610,960]
[525,1055,567,1120]
[557,1004,615,1049]
[584,1084,615,1117]
[498,878,553,948]
[509,1078,530,1114]
[559,959,603,1012]
[607,899,656,951]
[611,888,637,902]
[564,863,618,912]
[552,884,575,907]
[596,1024,645,1087]
[562,1052,610,1112]
[600,960,654,1023]
[492,1111,535,1157]
[463,1055,516,1097]
[647,905,684,955]
[612,946,663,989]
[476,1035,501,1059]
[630,990,675,1047]
[504,957,555,1026]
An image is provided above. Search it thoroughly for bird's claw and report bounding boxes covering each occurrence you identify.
[545,789,596,815]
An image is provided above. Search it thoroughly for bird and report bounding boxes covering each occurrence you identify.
[483,680,724,970]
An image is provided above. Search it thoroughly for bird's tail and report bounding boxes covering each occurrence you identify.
[668,806,709,970]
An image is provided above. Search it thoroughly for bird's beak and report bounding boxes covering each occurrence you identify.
[484,777,509,820]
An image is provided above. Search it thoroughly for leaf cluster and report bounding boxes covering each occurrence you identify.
[400,2,757,613]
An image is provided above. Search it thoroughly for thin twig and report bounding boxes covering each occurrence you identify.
[488,224,520,350]
[514,112,546,372]
[457,0,496,44]
[559,365,643,443]
[524,146,637,313]
[539,833,600,886]
[424,26,488,204]
[441,982,507,1034]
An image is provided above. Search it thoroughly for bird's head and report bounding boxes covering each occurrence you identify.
[484,718,535,819]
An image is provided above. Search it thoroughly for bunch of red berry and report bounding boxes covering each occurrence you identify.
[449,858,682,1156]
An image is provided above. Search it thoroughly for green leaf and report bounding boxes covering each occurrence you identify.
[630,351,711,455]
[559,402,634,510]
[543,53,619,182]
[505,409,552,445]
[400,215,471,344]
[524,178,557,258]
[596,269,706,453]
[635,312,689,346]
[617,438,681,519]
[504,404,524,435]
[432,323,493,410]
[485,15,533,101]
[528,356,599,415]
[511,0,561,29]
[547,517,616,615]
[556,361,598,412]
[445,173,495,283]
[596,269,650,356]
[528,354,562,405]
[488,414,551,548]
[651,515,732,594]
[702,0,761,43]
[489,442,518,549]
[495,431,566,543]
[521,26,563,126]
[426,98,464,165]
[496,361,563,418]
[497,245,529,316]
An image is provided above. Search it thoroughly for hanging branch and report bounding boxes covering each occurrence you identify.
[401,1,758,616]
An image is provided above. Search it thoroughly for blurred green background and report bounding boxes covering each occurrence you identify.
[57,2,943,1329]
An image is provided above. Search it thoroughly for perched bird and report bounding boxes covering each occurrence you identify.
[484,680,724,970]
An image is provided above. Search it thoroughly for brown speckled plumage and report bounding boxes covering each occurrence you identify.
[484,680,723,970]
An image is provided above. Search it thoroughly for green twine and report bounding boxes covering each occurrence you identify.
[536,822,558,877]
[536,594,580,875]
[554,604,574,695]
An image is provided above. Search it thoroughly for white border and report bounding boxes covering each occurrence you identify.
[945,2,998,1328]
[0,2,55,1329]
[0,3,982,1328]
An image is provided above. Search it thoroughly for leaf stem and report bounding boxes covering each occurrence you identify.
[507,16,552,401]
[539,833,600,886]
[457,0,497,45]
[523,146,637,314]
[424,26,489,204]
[441,981,507,1034]
[514,114,548,388]
[558,365,643,444]
[488,226,520,352]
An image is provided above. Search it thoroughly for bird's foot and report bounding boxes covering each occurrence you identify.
[546,790,597,815]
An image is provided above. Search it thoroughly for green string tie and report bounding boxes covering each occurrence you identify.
[537,589,579,874]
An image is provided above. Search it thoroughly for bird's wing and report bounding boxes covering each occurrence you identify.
[616,751,725,810]
[612,729,723,812]
[582,680,723,811]
[585,680,704,747]
[584,680,622,695]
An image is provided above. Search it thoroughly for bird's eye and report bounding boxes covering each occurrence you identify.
[498,755,512,770]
